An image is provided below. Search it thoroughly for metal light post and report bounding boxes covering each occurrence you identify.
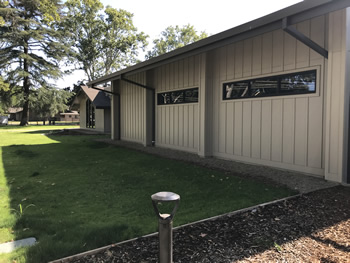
[151,191,180,263]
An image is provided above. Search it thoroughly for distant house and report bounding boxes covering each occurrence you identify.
[60,111,80,122]
[71,85,111,133]
[8,107,23,121]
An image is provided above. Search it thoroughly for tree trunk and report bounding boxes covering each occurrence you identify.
[20,45,29,126]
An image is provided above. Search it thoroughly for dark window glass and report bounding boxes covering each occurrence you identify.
[280,71,316,94]
[223,70,316,100]
[86,100,95,128]
[158,88,199,105]
[224,82,249,99]
[250,78,278,97]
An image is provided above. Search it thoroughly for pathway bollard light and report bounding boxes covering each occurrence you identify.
[151,191,180,263]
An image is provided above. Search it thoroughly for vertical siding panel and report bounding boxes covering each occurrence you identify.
[227,43,235,80]
[174,61,179,88]
[178,106,184,147]
[178,60,184,88]
[169,107,174,145]
[156,108,161,144]
[194,55,200,86]
[212,51,220,153]
[282,99,295,164]
[242,101,252,157]
[272,30,283,72]
[310,16,325,66]
[262,32,273,74]
[294,98,308,166]
[193,105,199,150]
[219,103,226,153]
[162,66,166,90]
[251,101,261,159]
[226,102,234,155]
[235,41,243,78]
[169,63,174,90]
[165,106,170,145]
[161,107,166,144]
[243,39,252,77]
[261,100,272,160]
[188,105,194,149]
[234,102,243,155]
[188,56,195,87]
[296,21,310,69]
[271,99,283,162]
[308,97,323,168]
[183,58,189,88]
[252,36,262,76]
[166,64,170,90]
[283,31,296,71]
[174,106,179,146]
[220,46,227,81]
[183,105,189,147]
[328,52,342,174]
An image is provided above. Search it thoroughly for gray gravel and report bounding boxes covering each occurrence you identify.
[97,138,337,193]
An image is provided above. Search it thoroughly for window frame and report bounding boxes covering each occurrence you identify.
[222,69,317,101]
[86,99,95,129]
[157,87,199,106]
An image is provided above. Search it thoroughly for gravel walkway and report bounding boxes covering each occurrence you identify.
[96,139,337,194]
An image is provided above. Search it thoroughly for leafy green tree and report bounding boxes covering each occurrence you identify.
[63,80,85,106]
[0,0,70,125]
[29,87,71,123]
[146,24,208,59]
[63,0,148,81]
[101,6,147,75]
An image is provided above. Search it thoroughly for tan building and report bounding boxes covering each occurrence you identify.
[87,0,350,184]
[71,86,111,133]
[59,111,80,122]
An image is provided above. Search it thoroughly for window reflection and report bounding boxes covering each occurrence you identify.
[223,70,316,100]
[158,88,199,105]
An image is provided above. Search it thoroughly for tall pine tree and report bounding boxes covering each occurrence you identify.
[0,0,70,125]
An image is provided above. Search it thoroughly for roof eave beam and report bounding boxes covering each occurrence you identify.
[120,76,154,91]
[282,17,328,59]
[90,85,120,96]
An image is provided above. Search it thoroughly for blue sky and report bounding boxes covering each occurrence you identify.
[56,0,302,88]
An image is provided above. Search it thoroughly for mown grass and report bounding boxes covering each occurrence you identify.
[0,126,296,263]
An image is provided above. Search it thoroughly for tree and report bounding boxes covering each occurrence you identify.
[63,80,85,106]
[29,86,70,123]
[146,24,208,59]
[63,0,148,81]
[0,0,70,125]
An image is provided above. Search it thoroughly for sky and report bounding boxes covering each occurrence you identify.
[56,0,303,88]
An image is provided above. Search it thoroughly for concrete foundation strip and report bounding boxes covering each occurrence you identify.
[49,192,306,263]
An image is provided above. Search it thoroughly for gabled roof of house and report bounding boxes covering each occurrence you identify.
[71,86,111,110]
[8,107,23,114]
[87,0,350,87]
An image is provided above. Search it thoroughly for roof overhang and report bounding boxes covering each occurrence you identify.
[88,0,350,87]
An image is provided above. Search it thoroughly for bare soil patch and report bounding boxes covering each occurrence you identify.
[68,186,350,263]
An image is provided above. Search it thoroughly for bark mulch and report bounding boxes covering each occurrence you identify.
[66,186,350,263]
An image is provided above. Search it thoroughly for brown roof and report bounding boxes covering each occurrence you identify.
[71,86,110,110]
[8,107,23,113]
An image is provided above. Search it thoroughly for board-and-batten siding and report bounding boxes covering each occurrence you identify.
[154,56,200,153]
[120,73,146,144]
[211,16,326,175]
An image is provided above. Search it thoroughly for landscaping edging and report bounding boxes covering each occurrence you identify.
[49,192,303,263]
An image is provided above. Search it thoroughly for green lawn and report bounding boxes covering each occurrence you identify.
[0,126,296,263]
